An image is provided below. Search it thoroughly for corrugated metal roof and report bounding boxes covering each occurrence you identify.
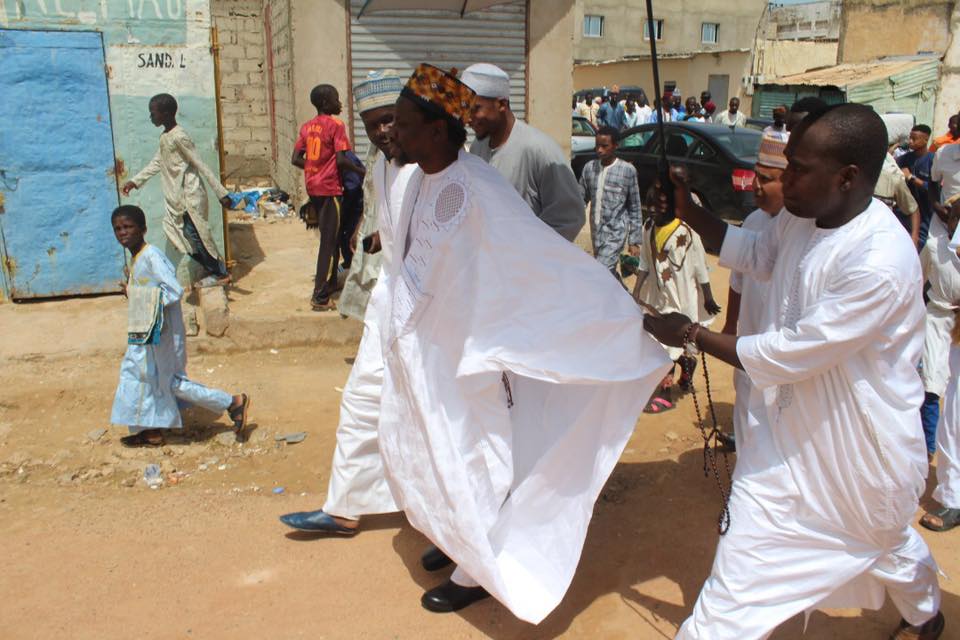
[770,57,939,89]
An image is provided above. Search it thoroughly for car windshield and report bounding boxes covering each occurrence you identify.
[708,129,762,159]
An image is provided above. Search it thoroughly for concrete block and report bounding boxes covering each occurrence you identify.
[249,127,272,142]
[237,59,263,73]
[221,71,248,86]
[200,286,230,338]
[222,43,245,59]
[220,114,241,129]
[241,30,264,46]
[243,142,270,156]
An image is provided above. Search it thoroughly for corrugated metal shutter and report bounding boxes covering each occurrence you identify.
[753,86,795,118]
[348,0,527,156]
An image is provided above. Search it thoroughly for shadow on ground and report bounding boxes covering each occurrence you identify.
[386,445,960,639]
[227,221,266,286]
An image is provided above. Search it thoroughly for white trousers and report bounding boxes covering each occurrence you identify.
[922,306,955,396]
[676,481,940,640]
[935,346,960,509]
[322,309,398,519]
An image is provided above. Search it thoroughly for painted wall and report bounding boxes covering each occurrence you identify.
[934,1,960,134]
[754,39,838,80]
[529,0,575,155]
[838,0,953,64]
[574,0,766,63]
[574,51,754,111]
[0,0,224,272]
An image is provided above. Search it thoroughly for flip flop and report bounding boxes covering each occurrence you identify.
[229,393,250,438]
[920,507,960,532]
[643,397,675,414]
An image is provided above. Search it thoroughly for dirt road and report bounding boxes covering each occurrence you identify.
[1,217,957,639]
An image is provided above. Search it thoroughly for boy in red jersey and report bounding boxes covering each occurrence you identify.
[293,84,365,310]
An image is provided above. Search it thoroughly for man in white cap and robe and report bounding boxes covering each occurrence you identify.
[720,133,788,448]
[461,63,585,242]
[278,70,417,536]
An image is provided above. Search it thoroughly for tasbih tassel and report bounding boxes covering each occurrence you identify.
[680,348,733,535]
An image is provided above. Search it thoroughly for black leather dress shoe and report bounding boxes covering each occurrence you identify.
[421,580,490,613]
[421,545,453,571]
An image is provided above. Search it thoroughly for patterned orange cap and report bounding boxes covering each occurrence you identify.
[402,63,476,126]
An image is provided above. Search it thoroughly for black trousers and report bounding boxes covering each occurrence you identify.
[338,186,364,270]
[310,195,342,302]
[183,212,228,278]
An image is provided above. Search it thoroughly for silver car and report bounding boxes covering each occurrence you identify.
[572,115,596,155]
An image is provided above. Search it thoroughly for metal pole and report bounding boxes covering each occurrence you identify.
[645,0,667,169]
[210,25,232,266]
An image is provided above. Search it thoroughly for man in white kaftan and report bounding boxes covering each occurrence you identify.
[317,153,415,523]
[382,64,671,622]
[722,133,788,449]
[917,213,960,457]
[644,104,942,640]
[279,70,416,535]
[920,207,960,533]
[338,144,382,322]
[122,94,230,284]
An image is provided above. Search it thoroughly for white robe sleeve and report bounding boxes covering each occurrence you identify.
[131,150,162,188]
[689,232,710,285]
[145,249,184,307]
[737,269,904,389]
[172,135,229,200]
[717,214,782,282]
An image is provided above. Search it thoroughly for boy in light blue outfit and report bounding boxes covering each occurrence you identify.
[110,205,250,447]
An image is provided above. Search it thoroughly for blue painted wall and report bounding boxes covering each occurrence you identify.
[0,0,223,299]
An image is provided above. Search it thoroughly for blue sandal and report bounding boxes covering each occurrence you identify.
[279,509,358,535]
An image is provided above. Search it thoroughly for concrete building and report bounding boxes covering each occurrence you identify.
[767,0,841,41]
[572,0,767,110]
[260,0,574,205]
[837,0,958,134]
[749,1,841,115]
[0,0,224,300]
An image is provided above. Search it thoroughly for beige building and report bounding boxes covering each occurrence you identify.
[573,0,766,109]
[837,0,957,134]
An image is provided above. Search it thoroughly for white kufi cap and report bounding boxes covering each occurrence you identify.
[460,63,511,100]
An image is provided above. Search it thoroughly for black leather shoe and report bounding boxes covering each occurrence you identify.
[421,580,490,613]
[421,545,453,571]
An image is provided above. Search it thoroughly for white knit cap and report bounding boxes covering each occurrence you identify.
[460,63,511,100]
[353,69,402,115]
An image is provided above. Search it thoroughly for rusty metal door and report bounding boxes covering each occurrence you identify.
[0,29,124,300]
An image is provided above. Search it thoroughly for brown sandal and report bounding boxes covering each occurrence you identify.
[120,429,164,448]
[229,394,250,437]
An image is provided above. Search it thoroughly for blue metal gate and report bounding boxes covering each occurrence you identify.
[0,29,124,300]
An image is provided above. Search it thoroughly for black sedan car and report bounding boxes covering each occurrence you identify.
[571,122,764,221]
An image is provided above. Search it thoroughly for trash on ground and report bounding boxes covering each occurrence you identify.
[275,432,307,444]
[143,464,163,489]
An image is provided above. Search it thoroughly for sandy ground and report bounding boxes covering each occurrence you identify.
[1,215,959,639]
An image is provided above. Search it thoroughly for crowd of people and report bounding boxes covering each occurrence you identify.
[574,85,759,131]
[107,62,960,639]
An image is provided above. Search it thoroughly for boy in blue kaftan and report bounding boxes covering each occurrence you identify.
[109,205,250,447]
